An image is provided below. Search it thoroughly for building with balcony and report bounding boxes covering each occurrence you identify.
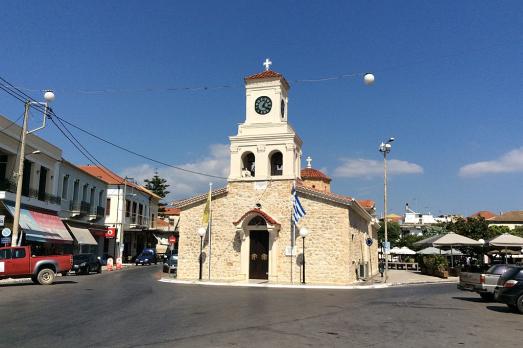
[0,114,73,252]
[58,160,108,256]
[78,165,160,262]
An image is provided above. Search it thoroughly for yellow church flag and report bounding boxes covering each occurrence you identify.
[202,188,211,226]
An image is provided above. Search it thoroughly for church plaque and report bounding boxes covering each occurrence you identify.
[254,181,268,190]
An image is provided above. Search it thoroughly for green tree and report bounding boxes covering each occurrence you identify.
[488,225,511,237]
[378,221,401,244]
[144,172,170,199]
[396,234,424,250]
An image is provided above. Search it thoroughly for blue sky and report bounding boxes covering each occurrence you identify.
[1,1,522,216]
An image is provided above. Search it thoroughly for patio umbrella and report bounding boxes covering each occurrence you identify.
[396,246,416,255]
[442,248,463,256]
[489,233,523,247]
[489,233,523,264]
[417,246,442,255]
[428,232,482,267]
[389,247,402,254]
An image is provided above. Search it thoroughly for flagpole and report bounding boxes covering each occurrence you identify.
[291,220,295,284]
[208,182,212,280]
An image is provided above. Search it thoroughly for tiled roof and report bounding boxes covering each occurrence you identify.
[78,165,162,200]
[171,187,228,209]
[301,168,331,183]
[245,70,283,80]
[296,182,373,221]
[296,182,352,205]
[244,70,290,88]
[469,210,497,220]
[489,211,523,223]
[233,208,280,226]
[162,207,181,216]
[358,200,376,209]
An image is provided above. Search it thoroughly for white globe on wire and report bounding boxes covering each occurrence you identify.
[44,90,55,102]
[197,227,207,237]
[363,73,375,85]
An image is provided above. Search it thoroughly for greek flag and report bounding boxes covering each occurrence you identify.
[291,186,306,224]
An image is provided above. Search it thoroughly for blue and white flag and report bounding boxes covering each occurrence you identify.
[291,186,306,224]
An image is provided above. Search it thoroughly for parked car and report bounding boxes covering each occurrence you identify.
[495,266,523,313]
[135,248,157,266]
[458,264,517,300]
[72,253,102,275]
[163,254,178,274]
[0,246,72,285]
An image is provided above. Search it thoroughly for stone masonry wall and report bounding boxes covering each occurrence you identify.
[177,180,377,284]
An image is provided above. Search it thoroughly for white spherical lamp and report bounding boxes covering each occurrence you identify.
[363,73,375,86]
[299,227,310,238]
[197,227,206,237]
[478,239,485,245]
[43,90,55,102]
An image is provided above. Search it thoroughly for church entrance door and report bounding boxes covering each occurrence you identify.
[249,230,269,280]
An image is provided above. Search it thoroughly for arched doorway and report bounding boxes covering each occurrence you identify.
[248,216,269,280]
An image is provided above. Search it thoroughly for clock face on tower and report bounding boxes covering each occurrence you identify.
[255,96,272,115]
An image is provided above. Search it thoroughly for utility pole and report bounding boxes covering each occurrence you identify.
[12,91,54,246]
[379,137,394,282]
[11,102,30,246]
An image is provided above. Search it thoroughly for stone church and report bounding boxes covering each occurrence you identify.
[173,64,379,284]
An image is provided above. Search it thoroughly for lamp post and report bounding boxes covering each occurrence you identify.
[299,227,309,284]
[197,227,206,280]
[379,137,394,282]
[478,238,485,270]
[12,90,55,246]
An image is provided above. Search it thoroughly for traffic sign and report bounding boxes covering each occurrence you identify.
[0,215,5,227]
[168,236,177,244]
[2,227,11,237]
[1,237,11,244]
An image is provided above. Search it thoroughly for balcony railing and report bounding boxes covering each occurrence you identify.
[0,179,61,205]
[70,200,91,215]
[96,206,105,218]
[128,214,150,228]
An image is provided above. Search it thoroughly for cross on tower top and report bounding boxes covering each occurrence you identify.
[306,156,312,168]
[263,58,272,71]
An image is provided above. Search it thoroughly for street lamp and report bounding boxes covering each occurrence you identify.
[478,238,485,269]
[363,73,375,86]
[197,227,206,280]
[11,90,55,246]
[379,137,394,282]
[299,227,310,284]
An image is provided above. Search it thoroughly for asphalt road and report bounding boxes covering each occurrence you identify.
[0,267,520,348]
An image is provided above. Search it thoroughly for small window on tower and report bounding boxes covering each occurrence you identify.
[270,151,283,176]
[241,152,256,177]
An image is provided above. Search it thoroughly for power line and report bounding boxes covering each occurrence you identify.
[49,110,227,179]
[49,115,123,183]
[0,75,228,180]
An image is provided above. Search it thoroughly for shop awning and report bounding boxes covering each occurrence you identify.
[3,203,73,243]
[66,224,98,245]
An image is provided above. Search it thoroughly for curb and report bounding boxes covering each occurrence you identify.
[158,278,390,290]
[158,278,458,290]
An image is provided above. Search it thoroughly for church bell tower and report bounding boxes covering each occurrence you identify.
[229,59,303,182]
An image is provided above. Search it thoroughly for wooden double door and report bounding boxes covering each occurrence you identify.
[249,230,269,280]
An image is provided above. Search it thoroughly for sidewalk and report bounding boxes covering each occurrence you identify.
[363,269,458,287]
[159,270,458,290]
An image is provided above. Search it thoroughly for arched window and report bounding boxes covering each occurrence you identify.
[241,152,256,177]
[270,151,283,176]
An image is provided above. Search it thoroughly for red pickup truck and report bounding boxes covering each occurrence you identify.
[0,246,73,285]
